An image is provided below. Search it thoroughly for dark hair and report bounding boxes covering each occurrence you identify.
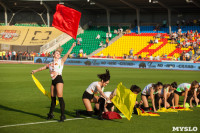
[153,82,163,88]
[171,82,177,88]
[97,69,110,82]
[130,85,141,94]
[163,84,170,88]
[189,80,199,94]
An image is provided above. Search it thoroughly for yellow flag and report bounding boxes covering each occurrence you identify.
[111,82,137,120]
[157,108,178,113]
[32,74,59,105]
[136,108,160,116]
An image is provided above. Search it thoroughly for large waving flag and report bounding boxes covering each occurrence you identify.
[32,74,59,105]
[52,4,81,39]
[111,82,137,120]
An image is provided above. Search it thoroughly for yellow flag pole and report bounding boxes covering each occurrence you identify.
[32,74,59,105]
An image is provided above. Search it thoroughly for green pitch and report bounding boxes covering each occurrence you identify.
[0,64,200,133]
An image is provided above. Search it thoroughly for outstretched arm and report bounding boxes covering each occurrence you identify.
[183,88,188,108]
[97,86,109,101]
[150,88,156,112]
[194,90,198,106]
[61,42,76,64]
[164,90,167,108]
[31,65,48,74]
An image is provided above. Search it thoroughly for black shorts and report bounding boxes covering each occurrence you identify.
[141,93,150,99]
[82,91,94,101]
[106,103,114,111]
[52,75,64,86]
[174,90,183,96]
[167,93,174,106]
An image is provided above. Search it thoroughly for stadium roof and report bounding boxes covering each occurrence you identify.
[0,0,200,14]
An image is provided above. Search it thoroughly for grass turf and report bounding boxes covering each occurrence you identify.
[0,64,200,133]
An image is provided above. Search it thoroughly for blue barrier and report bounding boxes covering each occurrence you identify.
[34,57,200,71]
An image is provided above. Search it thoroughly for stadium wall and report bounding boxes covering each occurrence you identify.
[0,11,96,27]
[1,12,200,27]
[34,57,200,71]
[96,13,200,26]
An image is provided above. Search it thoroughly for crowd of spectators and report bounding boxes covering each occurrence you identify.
[0,50,52,61]
[0,50,89,60]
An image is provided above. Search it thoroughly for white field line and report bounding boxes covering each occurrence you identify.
[0,117,91,129]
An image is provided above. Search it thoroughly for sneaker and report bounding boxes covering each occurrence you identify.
[76,110,80,117]
[47,113,54,120]
[59,115,66,122]
[98,115,104,120]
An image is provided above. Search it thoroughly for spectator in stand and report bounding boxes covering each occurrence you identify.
[150,39,153,44]
[109,32,112,39]
[156,55,160,60]
[37,52,40,57]
[154,24,160,32]
[119,27,123,33]
[6,51,9,60]
[48,52,51,57]
[144,55,148,60]
[149,55,153,60]
[73,53,77,58]
[188,49,193,59]
[106,33,109,38]
[105,38,109,47]
[0,51,2,60]
[172,56,177,61]
[185,52,190,61]
[12,50,16,60]
[83,53,87,58]
[193,43,199,56]
[79,53,83,58]
[8,51,12,60]
[77,37,82,45]
[69,53,73,58]
[41,52,45,57]
[154,38,158,44]
[96,34,100,39]
[45,52,48,57]
[114,29,118,34]
[79,48,83,54]
[2,50,6,60]
[129,48,133,56]
[100,53,103,57]
[134,55,137,60]
[138,55,142,59]
[107,54,111,58]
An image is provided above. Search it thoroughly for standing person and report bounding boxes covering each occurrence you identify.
[12,50,16,60]
[174,81,199,108]
[141,82,163,112]
[76,69,110,119]
[31,43,76,122]
[129,48,133,56]
[158,82,177,109]
[0,51,2,60]
[2,50,6,60]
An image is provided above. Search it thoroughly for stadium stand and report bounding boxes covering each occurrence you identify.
[60,26,128,57]
[94,31,199,61]
[132,26,200,33]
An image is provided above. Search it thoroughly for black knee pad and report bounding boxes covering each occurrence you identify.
[98,97,105,104]
[51,97,56,102]
[87,111,93,116]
